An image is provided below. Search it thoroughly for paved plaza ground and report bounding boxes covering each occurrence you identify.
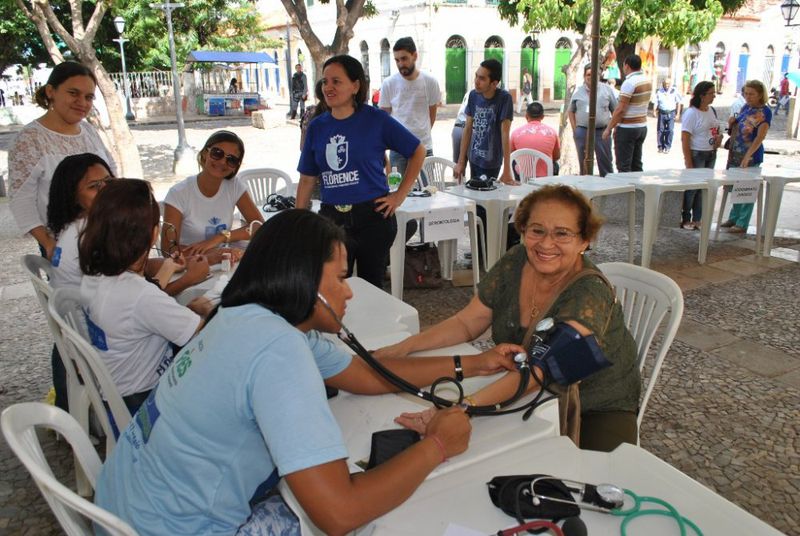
[0,105,798,535]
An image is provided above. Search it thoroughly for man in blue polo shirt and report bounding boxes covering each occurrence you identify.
[655,78,683,153]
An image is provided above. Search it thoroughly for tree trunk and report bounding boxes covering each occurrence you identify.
[82,50,144,178]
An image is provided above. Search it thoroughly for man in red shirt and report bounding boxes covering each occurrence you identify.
[510,102,560,178]
[775,74,791,116]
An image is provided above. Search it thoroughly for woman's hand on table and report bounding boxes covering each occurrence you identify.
[740,154,752,168]
[205,247,243,266]
[183,255,210,284]
[396,406,471,458]
[183,235,224,256]
[374,191,406,218]
[468,343,526,377]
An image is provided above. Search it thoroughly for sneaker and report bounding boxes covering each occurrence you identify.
[720,220,735,228]
[691,221,701,230]
[726,225,746,234]
[681,222,695,230]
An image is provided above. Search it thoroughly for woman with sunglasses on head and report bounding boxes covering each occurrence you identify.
[297,54,426,289]
[8,61,116,260]
[378,186,641,452]
[80,180,208,415]
[162,130,263,259]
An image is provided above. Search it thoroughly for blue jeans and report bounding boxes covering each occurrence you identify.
[389,148,433,188]
[574,126,614,176]
[657,110,676,150]
[682,150,716,223]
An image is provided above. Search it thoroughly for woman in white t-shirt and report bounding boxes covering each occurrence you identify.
[163,130,263,257]
[47,154,210,295]
[680,81,723,230]
[79,179,208,414]
[8,61,116,259]
[47,153,114,290]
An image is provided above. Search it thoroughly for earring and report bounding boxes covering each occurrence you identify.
[580,250,586,255]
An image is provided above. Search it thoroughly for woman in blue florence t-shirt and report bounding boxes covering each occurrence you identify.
[297,54,426,289]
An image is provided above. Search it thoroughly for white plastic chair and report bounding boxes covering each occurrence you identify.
[420,156,487,272]
[21,255,93,495]
[420,156,458,190]
[511,148,554,181]
[1,402,138,536]
[239,167,295,207]
[49,288,131,453]
[598,262,684,443]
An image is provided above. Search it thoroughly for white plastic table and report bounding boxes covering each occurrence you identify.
[280,333,560,536]
[445,183,538,269]
[390,192,480,300]
[527,175,636,263]
[759,166,800,256]
[176,275,420,337]
[605,170,713,268]
[364,436,784,536]
[682,167,764,249]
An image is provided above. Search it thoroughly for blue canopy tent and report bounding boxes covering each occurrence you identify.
[187,51,278,115]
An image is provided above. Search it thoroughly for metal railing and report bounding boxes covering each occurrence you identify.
[109,71,173,98]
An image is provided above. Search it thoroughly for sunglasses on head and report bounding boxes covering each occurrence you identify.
[208,146,241,168]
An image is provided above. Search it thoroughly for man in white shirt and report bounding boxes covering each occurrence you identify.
[380,37,441,179]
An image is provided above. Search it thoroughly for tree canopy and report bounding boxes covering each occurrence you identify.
[497,0,750,48]
[111,0,281,72]
[0,0,49,74]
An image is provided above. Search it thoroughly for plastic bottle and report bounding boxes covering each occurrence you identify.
[387,166,402,190]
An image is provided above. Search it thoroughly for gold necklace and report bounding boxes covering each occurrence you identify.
[529,287,540,320]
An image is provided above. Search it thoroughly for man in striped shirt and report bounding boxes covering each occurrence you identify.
[602,55,652,172]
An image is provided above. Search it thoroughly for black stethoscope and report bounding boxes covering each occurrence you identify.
[315,293,556,418]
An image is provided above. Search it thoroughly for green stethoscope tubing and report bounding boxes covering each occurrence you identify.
[612,489,703,536]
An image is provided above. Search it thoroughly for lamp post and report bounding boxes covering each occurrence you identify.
[781,0,800,26]
[150,2,196,175]
[112,16,135,121]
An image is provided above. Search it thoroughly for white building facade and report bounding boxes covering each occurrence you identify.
[260,0,799,105]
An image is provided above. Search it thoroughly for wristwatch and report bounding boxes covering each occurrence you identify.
[220,229,232,243]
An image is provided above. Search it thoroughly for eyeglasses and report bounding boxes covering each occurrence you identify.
[160,221,181,257]
[81,176,113,192]
[208,146,241,168]
[524,224,580,243]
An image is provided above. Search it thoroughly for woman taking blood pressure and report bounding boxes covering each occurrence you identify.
[95,209,516,535]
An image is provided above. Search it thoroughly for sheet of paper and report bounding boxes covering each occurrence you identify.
[424,206,464,243]
[731,180,760,204]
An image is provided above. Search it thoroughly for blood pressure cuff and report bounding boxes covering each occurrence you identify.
[530,322,612,386]
[487,474,580,521]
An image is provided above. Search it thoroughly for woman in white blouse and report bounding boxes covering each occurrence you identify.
[9,61,116,259]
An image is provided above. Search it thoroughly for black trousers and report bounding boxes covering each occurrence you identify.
[614,126,647,172]
[320,201,397,289]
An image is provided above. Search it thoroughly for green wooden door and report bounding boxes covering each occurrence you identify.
[445,47,467,104]
[484,48,505,88]
[520,48,539,98]
[554,48,571,100]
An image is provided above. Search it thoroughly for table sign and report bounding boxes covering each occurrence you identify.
[423,206,463,243]
[732,180,761,204]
